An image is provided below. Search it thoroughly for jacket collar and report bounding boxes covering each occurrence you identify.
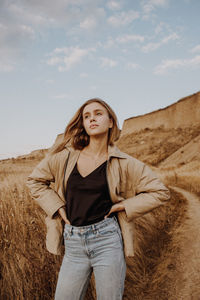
[107,144,127,159]
[65,144,127,160]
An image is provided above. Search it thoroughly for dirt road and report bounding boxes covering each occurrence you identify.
[169,186,200,299]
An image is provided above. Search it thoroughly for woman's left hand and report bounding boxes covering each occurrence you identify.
[104,202,125,218]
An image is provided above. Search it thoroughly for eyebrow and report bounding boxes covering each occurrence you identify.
[83,109,104,116]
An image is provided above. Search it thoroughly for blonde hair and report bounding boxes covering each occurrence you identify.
[51,98,120,154]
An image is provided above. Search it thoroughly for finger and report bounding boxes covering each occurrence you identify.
[104,208,113,219]
[104,213,108,219]
[104,212,109,219]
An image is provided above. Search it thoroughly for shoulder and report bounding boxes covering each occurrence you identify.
[38,147,70,170]
[109,146,146,179]
[116,147,159,181]
[113,146,145,168]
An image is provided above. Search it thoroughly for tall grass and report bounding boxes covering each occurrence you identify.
[0,158,188,299]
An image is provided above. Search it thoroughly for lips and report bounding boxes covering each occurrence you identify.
[90,124,98,129]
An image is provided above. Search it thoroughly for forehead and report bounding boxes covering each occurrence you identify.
[83,102,107,114]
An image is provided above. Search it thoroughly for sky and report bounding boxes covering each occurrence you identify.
[0,0,200,159]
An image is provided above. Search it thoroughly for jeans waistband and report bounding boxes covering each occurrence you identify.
[64,216,118,234]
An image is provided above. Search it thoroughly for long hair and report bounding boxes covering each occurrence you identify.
[51,98,120,154]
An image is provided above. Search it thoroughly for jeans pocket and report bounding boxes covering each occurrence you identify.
[63,228,71,241]
[98,225,118,237]
[116,229,123,247]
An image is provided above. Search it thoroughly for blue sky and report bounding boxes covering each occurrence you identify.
[0,0,200,159]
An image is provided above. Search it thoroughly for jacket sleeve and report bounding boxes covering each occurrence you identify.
[123,159,170,221]
[26,154,65,218]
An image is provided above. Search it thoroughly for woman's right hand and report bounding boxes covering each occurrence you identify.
[58,206,70,224]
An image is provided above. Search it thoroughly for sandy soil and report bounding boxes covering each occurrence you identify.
[160,134,200,168]
[169,186,200,300]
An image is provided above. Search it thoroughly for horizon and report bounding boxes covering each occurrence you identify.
[1,0,200,159]
[1,89,199,160]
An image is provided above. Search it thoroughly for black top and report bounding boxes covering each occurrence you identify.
[65,161,113,226]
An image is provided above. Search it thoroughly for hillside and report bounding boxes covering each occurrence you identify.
[117,124,200,166]
[121,91,200,136]
[159,134,200,168]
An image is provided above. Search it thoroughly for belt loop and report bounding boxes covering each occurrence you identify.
[92,224,96,234]
[70,226,73,236]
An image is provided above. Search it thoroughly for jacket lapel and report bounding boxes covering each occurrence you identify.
[62,144,126,201]
[63,147,80,195]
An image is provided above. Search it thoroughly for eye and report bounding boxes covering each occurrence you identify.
[96,112,102,115]
[84,115,89,119]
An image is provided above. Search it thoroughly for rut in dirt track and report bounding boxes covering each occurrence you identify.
[170,186,200,300]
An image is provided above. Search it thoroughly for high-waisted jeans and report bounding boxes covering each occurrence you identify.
[54,216,126,300]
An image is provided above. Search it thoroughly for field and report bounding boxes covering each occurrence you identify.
[0,125,200,299]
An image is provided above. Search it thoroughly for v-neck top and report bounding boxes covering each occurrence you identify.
[65,160,113,226]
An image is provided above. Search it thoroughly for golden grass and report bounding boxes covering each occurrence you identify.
[0,160,61,299]
[160,163,200,197]
[0,158,189,299]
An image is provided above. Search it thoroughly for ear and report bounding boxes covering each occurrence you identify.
[109,118,113,128]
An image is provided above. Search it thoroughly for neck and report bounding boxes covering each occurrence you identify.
[84,135,108,157]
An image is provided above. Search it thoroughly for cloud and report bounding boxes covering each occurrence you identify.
[100,57,118,68]
[4,0,106,30]
[0,0,106,70]
[142,0,169,14]
[8,3,49,26]
[0,1,46,71]
[154,55,200,74]
[80,17,96,30]
[107,10,139,27]
[47,56,63,66]
[103,38,115,48]
[100,34,145,50]
[0,20,35,71]
[79,7,105,30]
[106,1,122,10]
[142,32,179,53]
[47,46,95,71]
[190,45,200,53]
[116,34,145,43]
[154,22,170,34]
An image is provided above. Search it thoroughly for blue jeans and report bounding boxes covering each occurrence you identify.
[54,217,126,300]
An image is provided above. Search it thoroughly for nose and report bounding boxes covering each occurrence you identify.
[90,115,96,122]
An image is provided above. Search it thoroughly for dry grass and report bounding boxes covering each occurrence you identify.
[0,159,62,300]
[0,158,189,299]
[117,125,200,166]
[123,189,187,300]
[164,171,200,197]
[159,159,200,197]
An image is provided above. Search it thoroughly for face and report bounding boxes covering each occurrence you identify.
[82,102,113,137]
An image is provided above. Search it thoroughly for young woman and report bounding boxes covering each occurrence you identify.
[27,98,170,300]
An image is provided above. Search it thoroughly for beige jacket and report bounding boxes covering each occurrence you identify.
[27,145,170,257]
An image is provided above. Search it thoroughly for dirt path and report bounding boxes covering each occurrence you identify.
[170,186,200,299]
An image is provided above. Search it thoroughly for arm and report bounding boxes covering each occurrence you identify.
[123,159,170,221]
[106,158,170,220]
[27,154,66,219]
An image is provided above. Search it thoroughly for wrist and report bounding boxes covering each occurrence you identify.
[119,202,125,210]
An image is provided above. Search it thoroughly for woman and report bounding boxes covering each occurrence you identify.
[27,98,170,300]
